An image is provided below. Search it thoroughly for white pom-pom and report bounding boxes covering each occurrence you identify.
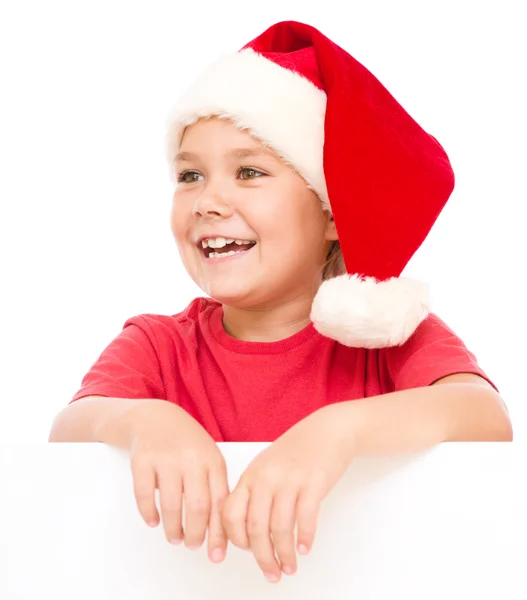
[310,274,431,348]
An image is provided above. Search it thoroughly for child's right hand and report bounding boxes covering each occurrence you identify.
[127,400,230,563]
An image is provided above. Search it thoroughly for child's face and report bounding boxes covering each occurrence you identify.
[170,117,337,307]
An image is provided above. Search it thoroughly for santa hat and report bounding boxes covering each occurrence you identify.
[164,21,455,349]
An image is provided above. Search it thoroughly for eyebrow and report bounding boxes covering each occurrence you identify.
[174,147,277,163]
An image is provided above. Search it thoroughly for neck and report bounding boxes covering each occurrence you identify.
[221,293,316,342]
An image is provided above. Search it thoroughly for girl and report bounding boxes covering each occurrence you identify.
[49,21,512,585]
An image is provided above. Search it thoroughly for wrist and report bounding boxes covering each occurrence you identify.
[95,398,174,449]
[315,402,361,458]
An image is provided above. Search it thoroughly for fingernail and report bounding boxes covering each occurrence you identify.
[298,544,309,555]
[148,521,158,527]
[282,565,294,575]
[265,573,280,583]
[169,538,182,545]
[186,544,201,551]
[210,548,224,562]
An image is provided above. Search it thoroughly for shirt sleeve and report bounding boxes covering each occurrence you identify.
[383,313,499,393]
[69,316,166,404]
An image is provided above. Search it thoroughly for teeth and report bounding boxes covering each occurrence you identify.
[202,237,255,249]
[209,250,247,259]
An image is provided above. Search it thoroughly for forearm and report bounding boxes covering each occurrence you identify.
[48,396,170,447]
[325,383,513,457]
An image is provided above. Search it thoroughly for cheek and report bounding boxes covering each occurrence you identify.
[170,199,188,242]
[170,200,201,272]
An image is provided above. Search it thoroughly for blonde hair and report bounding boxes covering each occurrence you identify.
[322,239,346,281]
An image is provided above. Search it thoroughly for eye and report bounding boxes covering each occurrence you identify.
[238,167,265,180]
[177,170,203,184]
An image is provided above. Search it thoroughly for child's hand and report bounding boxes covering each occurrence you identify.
[127,401,230,563]
[221,405,356,583]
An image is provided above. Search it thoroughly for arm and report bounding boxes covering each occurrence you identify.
[326,373,513,457]
[220,373,512,581]
[51,319,170,446]
[48,395,182,448]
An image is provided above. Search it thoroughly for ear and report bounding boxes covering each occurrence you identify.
[325,214,339,242]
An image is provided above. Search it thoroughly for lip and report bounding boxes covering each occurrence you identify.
[199,243,257,264]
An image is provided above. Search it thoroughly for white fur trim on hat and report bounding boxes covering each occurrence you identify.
[310,274,431,348]
[164,48,330,211]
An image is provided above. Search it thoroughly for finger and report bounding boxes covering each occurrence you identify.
[270,490,298,575]
[182,468,211,550]
[222,483,250,549]
[131,459,159,527]
[207,464,230,563]
[246,486,281,583]
[157,469,184,544]
[296,487,322,555]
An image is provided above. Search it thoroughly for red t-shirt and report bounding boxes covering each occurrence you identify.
[70,297,496,442]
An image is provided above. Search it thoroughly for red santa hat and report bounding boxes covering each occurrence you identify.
[164,21,455,349]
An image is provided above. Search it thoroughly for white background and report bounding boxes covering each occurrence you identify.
[2,443,527,599]
[1,0,525,443]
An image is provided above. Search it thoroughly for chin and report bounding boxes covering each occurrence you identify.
[199,283,255,305]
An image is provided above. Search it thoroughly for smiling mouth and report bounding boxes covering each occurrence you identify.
[201,241,257,259]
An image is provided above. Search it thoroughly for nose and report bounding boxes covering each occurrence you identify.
[192,185,233,219]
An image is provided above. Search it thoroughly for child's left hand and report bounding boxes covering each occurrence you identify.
[221,404,356,583]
